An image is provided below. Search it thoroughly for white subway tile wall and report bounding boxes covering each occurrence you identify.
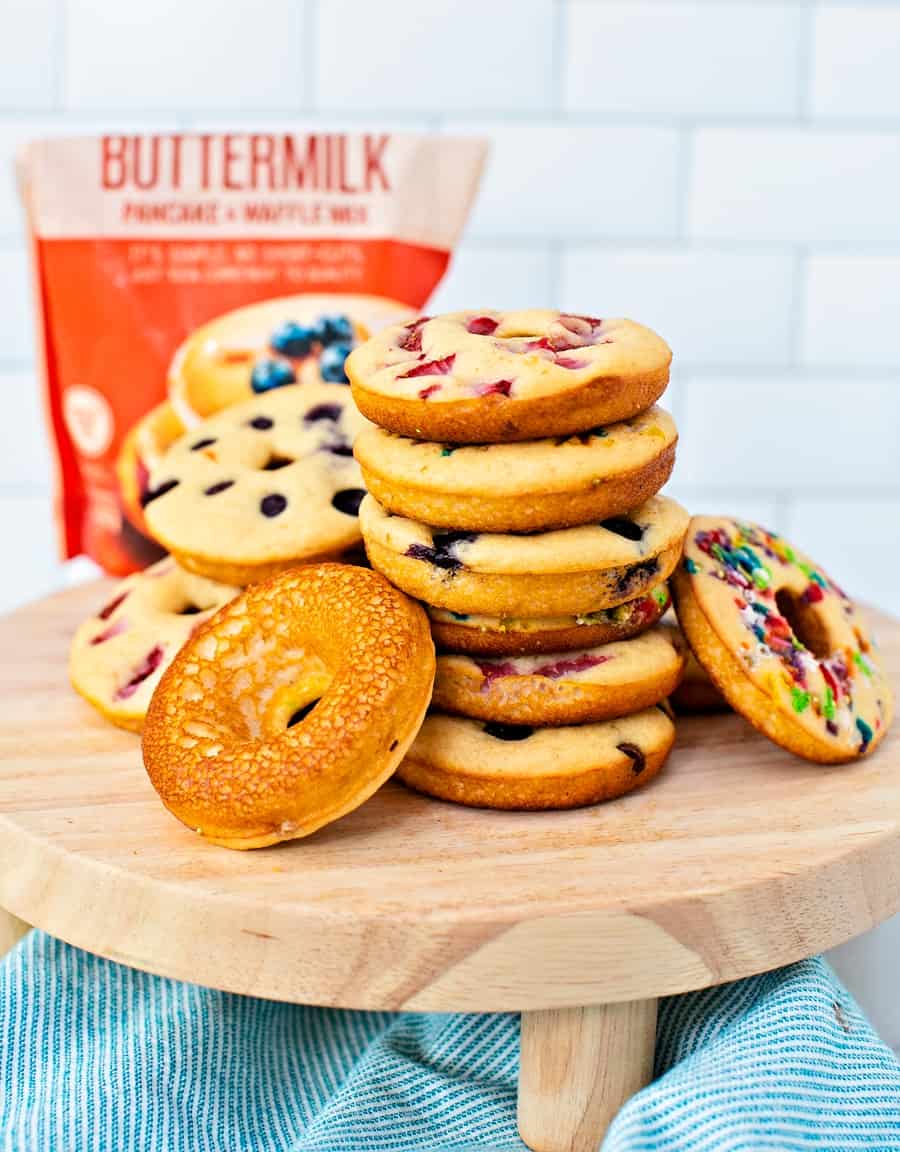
[0,0,57,109]
[0,2,889,622]
[0,0,897,1049]
[446,121,681,239]
[564,2,806,118]
[65,0,308,111]
[0,0,898,626]
[812,5,900,120]
[316,0,555,112]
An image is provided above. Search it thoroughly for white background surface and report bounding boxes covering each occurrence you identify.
[0,0,899,1047]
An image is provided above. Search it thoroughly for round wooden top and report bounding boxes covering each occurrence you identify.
[0,581,898,1012]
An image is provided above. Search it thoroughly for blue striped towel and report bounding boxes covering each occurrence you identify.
[1,931,898,1151]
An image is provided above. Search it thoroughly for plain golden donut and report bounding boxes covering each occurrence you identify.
[142,563,435,849]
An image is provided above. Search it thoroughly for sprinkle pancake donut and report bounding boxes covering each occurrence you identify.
[354,406,677,532]
[398,706,675,810]
[167,293,409,427]
[143,383,371,585]
[347,309,671,443]
[672,517,893,763]
[432,625,685,726]
[427,586,670,656]
[70,558,238,732]
[360,493,688,617]
[143,564,435,849]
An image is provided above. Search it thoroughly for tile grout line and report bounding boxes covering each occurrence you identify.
[675,123,695,240]
[795,0,815,123]
[788,246,809,368]
[3,109,900,131]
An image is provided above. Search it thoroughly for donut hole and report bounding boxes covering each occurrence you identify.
[775,588,832,659]
[260,453,295,472]
[260,662,333,736]
[601,516,644,542]
[163,586,224,616]
[287,699,320,727]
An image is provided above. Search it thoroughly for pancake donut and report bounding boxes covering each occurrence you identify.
[168,293,410,426]
[143,383,371,585]
[354,406,677,532]
[671,649,729,714]
[398,706,675,810]
[432,625,685,726]
[346,309,671,443]
[143,564,435,849]
[70,558,238,732]
[116,401,186,536]
[360,493,688,618]
[672,516,893,763]
[428,586,670,656]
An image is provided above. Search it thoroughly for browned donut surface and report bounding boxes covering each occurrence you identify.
[142,563,435,849]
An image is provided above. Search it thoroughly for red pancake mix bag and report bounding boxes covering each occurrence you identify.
[20,132,487,574]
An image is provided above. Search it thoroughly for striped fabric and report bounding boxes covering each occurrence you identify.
[0,932,898,1151]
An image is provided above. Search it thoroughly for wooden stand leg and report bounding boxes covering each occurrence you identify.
[0,907,29,957]
[517,999,657,1152]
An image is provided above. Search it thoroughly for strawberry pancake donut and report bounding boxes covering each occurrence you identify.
[673,517,893,763]
[398,705,675,811]
[116,401,186,536]
[428,585,671,656]
[346,309,671,443]
[432,624,685,726]
[360,493,689,618]
[168,293,409,427]
[143,564,435,849]
[70,558,238,732]
[354,406,677,532]
[143,383,371,585]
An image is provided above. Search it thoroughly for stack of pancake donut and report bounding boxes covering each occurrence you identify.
[347,309,691,810]
[69,303,894,852]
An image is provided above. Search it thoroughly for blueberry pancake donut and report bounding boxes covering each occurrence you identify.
[143,564,435,849]
[398,706,675,810]
[355,406,677,532]
[116,401,186,535]
[70,558,238,732]
[672,517,893,763]
[143,384,371,585]
[360,493,689,617]
[432,625,685,726]
[428,586,671,656]
[347,309,671,443]
[168,293,409,426]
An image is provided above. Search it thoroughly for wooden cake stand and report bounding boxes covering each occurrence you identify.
[1,582,899,1152]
